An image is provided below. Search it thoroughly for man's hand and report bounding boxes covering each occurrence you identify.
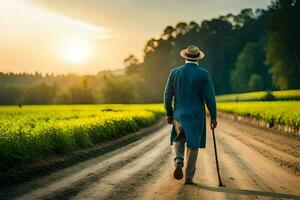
[166,116,173,124]
[211,120,217,130]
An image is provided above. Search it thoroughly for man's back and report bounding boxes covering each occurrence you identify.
[171,63,209,109]
[164,62,216,120]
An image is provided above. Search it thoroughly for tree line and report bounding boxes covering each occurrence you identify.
[0,0,299,104]
[126,0,299,101]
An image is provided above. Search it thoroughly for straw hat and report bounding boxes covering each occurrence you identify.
[180,45,205,60]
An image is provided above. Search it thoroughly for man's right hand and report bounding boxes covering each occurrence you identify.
[211,120,217,130]
[166,116,173,124]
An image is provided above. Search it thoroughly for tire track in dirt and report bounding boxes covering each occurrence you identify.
[217,135,300,199]
[204,117,300,199]
[70,132,170,200]
[217,138,274,199]
[102,150,172,200]
[226,134,300,175]
[218,124,300,196]
[220,118,300,172]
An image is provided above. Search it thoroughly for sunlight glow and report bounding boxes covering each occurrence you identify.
[0,0,108,71]
[61,38,91,64]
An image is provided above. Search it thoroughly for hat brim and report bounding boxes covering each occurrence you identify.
[180,49,205,60]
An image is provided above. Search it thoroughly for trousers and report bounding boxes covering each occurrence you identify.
[173,141,198,179]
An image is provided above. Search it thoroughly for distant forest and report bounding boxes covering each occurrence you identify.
[1,0,299,104]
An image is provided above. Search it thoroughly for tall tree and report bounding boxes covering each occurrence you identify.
[266,0,300,89]
[231,39,272,92]
[124,55,141,75]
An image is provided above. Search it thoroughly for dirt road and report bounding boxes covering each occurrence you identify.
[1,116,300,200]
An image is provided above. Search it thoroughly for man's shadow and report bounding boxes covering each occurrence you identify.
[189,183,300,199]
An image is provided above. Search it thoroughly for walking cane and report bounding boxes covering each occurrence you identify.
[212,128,224,187]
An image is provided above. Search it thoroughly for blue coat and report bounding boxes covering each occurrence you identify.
[164,63,217,148]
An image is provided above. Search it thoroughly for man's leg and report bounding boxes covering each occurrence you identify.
[185,147,198,184]
[173,141,185,179]
[173,141,185,163]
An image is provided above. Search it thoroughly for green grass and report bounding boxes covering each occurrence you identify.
[0,104,164,170]
[217,101,300,131]
[216,89,300,102]
[272,90,300,100]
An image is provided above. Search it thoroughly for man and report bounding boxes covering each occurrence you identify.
[164,45,217,184]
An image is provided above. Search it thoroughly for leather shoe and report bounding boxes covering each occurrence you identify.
[173,162,183,180]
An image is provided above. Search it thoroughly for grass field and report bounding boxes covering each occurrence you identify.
[216,89,300,102]
[217,101,300,132]
[0,104,164,170]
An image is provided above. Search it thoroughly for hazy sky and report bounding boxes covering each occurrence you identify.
[0,0,271,74]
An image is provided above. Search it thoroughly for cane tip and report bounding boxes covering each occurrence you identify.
[219,183,225,187]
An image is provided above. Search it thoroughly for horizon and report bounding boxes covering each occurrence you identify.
[1,0,270,74]
[0,67,126,76]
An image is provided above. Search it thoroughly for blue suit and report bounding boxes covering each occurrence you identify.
[164,63,217,148]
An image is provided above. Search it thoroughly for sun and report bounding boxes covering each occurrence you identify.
[61,38,91,64]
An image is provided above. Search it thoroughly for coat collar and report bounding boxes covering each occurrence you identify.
[185,60,199,65]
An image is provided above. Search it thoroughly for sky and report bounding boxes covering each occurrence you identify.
[0,0,271,74]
